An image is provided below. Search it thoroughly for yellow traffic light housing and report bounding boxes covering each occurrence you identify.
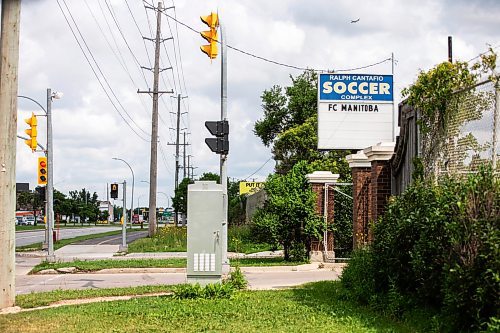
[200,12,219,59]
[24,112,38,152]
[38,156,48,185]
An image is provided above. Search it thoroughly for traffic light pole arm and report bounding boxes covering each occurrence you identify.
[17,95,47,115]
[16,134,46,152]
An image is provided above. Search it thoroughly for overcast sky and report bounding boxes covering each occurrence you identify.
[14,0,500,208]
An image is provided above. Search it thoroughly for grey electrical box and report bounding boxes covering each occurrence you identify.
[187,181,223,284]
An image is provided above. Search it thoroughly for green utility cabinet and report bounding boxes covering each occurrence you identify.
[187,181,222,284]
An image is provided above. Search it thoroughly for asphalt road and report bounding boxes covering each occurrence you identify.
[74,230,149,245]
[15,227,122,247]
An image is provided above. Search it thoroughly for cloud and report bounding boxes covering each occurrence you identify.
[14,0,499,207]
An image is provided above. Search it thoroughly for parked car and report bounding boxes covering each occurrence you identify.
[15,216,26,225]
[23,217,35,225]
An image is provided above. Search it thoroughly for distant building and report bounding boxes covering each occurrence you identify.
[99,201,113,222]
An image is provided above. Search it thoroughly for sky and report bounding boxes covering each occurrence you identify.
[13,0,500,208]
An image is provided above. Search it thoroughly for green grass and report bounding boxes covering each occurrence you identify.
[31,258,186,273]
[30,257,307,274]
[15,225,46,231]
[1,282,432,332]
[236,257,308,266]
[15,285,174,309]
[128,225,275,254]
[16,230,126,251]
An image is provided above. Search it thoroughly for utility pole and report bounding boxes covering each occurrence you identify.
[138,1,173,237]
[183,132,187,179]
[169,93,186,226]
[0,0,21,309]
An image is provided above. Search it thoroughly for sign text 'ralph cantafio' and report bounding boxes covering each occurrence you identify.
[317,73,394,149]
[239,182,264,195]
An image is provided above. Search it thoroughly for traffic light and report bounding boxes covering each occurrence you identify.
[24,112,38,152]
[37,157,47,185]
[200,12,219,59]
[205,120,229,154]
[35,186,46,200]
[110,183,119,199]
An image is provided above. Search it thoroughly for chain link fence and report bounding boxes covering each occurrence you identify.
[422,79,499,177]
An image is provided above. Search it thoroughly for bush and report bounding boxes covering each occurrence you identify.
[340,248,376,305]
[226,265,248,290]
[342,165,499,331]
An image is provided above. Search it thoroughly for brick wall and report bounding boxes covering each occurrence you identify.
[352,167,371,249]
[367,160,392,242]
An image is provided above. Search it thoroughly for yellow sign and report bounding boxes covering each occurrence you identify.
[239,182,264,195]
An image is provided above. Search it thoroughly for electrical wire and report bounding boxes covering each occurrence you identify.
[56,0,149,142]
[243,158,273,180]
[161,11,392,73]
[62,0,150,137]
[84,0,152,119]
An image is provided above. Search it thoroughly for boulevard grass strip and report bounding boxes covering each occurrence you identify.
[15,225,46,231]
[31,258,186,273]
[16,229,128,252]
[30,257,306,274]
[2,282,426,333]
[15,285,175,309]
[128,225,275,254]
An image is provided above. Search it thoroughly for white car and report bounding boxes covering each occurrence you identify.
[23,217,35,225]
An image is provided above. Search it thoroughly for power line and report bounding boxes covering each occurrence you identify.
[244,158,273,180]
[56,0,149,142]
[161,11,392,73]
[84,0,152,119]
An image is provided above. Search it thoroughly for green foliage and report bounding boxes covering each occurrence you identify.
[342,165,499,331]
[199,172,220,182]
[172,283,234,300]
[254,70,317,147]
[252,161,322,261]
[401,61,477,133]
[340,249,377,305]
[128,226,187,252]
[172,178,193,215]
[226,265,248,290]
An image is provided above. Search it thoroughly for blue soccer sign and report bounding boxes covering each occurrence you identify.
[319,74,393,102]
[317,73,394,150]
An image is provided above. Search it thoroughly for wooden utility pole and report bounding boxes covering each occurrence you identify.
[0,0,21,309]
[139,2,172,237]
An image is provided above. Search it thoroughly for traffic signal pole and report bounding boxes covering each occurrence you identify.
[220,22,229,270]
[46,88,55,262]
[119,180,127,252]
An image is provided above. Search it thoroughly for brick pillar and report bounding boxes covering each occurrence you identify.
[364,142,395,243]
[305,171,339,262]
[347,151,371,249]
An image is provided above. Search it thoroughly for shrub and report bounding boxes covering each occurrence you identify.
[226,265,248,290]
[340,248,376,305]
[342,164,499,331]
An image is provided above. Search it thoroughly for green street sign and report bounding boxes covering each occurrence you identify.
[163,211,172,217]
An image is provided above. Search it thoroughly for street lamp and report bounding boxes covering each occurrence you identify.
[17,88,62,262]
[112,158,135,229]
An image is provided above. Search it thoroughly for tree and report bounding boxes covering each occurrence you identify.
[254,70,318,147]
[252,161,322,261]
[199,172,220,182]
[172,178,194,217]
[17,189,44,225]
